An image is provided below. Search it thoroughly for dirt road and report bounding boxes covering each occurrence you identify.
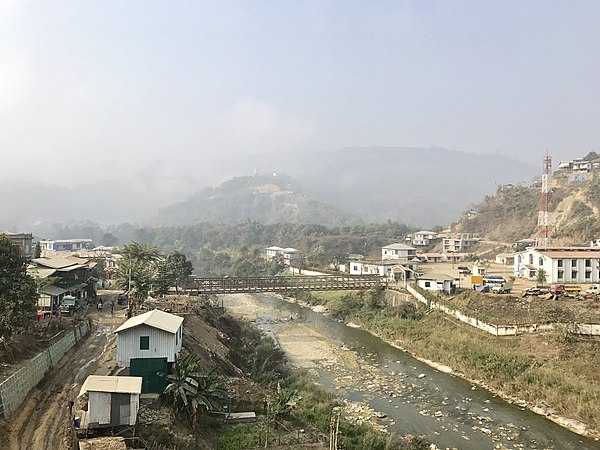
[3,306,124,450]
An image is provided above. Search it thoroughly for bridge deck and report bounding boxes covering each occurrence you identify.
[187,275,385,295]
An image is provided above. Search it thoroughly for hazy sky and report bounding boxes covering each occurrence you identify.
[2,0,599,183]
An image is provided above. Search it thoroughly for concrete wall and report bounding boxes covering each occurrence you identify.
[0,320,90,418]
[404,284,600,337]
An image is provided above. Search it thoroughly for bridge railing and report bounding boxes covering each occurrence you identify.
[187,275,386,294]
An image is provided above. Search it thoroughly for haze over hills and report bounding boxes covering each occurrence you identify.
[154,147,538,228]
[155,174,360,227]
[0,146,538,232]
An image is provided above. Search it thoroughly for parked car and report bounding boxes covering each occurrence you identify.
[117,293,128,305]
[457,266,470,275]
[523,286,551,296]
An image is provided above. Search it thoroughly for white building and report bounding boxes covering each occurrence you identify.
[442,234,479,253]
[381,243,417,260]
[417,274,457,294]
[514,246,600,284]
[78,375,142,429]
[265,246,300,266]
[406,231,440,247]
[40,238,93,253]
[349,260,399,276]
[115,309,184,368]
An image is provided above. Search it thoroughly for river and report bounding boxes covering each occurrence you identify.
[221,292,600,450]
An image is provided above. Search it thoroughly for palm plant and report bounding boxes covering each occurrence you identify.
[267,383,300,427]
[162,354,227,426]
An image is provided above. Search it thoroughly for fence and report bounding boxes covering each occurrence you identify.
[0,320,90,418]
[404,284,600,337]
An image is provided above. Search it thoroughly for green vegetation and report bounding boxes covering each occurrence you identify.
[161,354,227,427]
[0,234,38,345]
[115,241,195,304]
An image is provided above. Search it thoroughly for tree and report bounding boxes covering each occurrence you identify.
[115,242,161,310]
[101,232,119,247]
[267,383,300,427]
[34,242,41,259]
[537,268,548,285]
[0,235,38,345]
[166,251,193,293]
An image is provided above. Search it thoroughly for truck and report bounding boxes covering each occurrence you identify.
[554,284,582,293]
[491,281,513,294]
[586,284,600,294]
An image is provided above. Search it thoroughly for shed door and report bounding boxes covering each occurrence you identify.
[110,393,130,426]
[130,357,169,394]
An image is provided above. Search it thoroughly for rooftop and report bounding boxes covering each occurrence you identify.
[418,273,457,282]
[78,376,142,397]
[115,309,184,334]
[382,243,416,250]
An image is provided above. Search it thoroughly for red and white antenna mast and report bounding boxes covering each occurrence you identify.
[536,154,552,247]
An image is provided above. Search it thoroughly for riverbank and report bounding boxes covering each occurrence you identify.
[292,289,600,440]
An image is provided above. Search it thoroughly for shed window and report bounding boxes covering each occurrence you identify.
[424,281,431,287]
[176,331,178,345]
[140,336,150,350]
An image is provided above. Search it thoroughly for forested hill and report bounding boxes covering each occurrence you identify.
[452,164,600,244]
[154,174,360,227]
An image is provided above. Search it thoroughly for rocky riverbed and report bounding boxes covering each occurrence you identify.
[220,293,600,450]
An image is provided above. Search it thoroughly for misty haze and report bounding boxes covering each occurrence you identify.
[1,2,600,450]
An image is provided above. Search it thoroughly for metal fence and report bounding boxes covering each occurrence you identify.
[0,320,90,418]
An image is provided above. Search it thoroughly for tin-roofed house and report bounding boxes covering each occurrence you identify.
[115,309,184,393]
[77,375,142,431]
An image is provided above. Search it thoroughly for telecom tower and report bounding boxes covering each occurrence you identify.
[536,154,552,247]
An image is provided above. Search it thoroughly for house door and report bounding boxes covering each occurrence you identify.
[110,393,130,426]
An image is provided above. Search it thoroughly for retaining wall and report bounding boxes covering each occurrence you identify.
[404,284,600,337]
[0,320,90,418]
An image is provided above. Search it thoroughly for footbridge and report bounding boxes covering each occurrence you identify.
[187,275,386,295]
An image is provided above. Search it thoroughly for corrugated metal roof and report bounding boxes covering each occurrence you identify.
[382,243,416,250]
[32,257,79,269]
[115,309,183,334]
[418,273,456,282]
[78,375,142,397]
[39,285,68,296]
[28,267,57,278]
[538,251,600,259]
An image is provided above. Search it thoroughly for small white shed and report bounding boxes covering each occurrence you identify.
[417,274,457,294]
[78,375,142,429]
[115,309,184,368]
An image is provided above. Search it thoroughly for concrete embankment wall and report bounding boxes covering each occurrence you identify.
[403,285,600,337]
[0,320,90,418]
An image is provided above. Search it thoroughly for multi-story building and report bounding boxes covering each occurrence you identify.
[405,231,440,247]
[265,246,300,266]
[442,234,480,253]
[40,239,93,253]
[381,243,417,260]
[1,231,33,258]
[514,246,600,284]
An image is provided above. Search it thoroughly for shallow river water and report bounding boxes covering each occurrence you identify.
[223,293,600,450]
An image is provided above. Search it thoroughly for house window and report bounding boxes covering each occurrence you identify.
[176,331,178,345]
[585,259,591,267]
[529,254,534,265]
[538,257,544,267]
[571,259,577,268]
[571,271,577,279]
[557,260,563,268]
[424,281,431,287]
[585,271,591,279]
[557,271,564,280]
[140,336,150,350]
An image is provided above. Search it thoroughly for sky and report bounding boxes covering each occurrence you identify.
[1,0,600,184]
